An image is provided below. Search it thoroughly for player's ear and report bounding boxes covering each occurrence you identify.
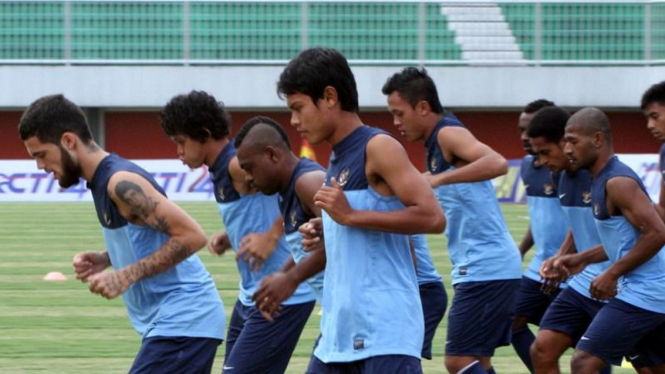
[60,132,78,151]
[416,100,431,116]
[266,145,280,163]
[322,86,339,108]
[593,131,604,147]
[199,128,212,142]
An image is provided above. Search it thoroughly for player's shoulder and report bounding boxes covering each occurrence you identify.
[107,170,160,200]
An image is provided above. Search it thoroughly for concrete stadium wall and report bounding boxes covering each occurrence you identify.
[0,66,661,110]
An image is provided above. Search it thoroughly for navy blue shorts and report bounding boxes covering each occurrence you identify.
[576,299,665,367]
[539,287,606,345]
[223,299,315,374]
[129,336,221,374]
[446,279,520,357]
[513,276,561,325]
[306,354,422,374]
[420,281,447,360]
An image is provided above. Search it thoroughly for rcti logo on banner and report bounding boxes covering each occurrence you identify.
[0,160,216,202]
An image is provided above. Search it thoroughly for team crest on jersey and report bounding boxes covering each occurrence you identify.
[582,191,592,204]
[337,168,350,186]
[430,157,438,172]
[543,183,554,195]
[103,212,112,226]
[218,186,225,201]
[593,203,600,216]
[290,210,298,228]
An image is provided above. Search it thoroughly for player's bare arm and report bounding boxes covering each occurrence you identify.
[229,155,255,195]
[427,126,508,187]
[87,171,207,299]
[253,170,327,316]
[315,134,444,234]
[540,230,577,290]
[590,176,665,300]
[253,249,326,319]
[519,227,534,258]
[208,155,253,258]
[657,162,665,221]
[237,216,284,272]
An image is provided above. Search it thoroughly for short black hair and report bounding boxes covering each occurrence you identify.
[382,67,444,114]
[523,99,555,114]
[641,81,665,110]
[235,116,291,150]
[526,106,570,143]
[19,94,93,144]
[160,91,231,143]
[568,107,612,146]
[277,48,359,112]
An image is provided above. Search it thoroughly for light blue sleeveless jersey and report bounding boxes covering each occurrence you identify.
[89,154,224,340]
[315,126,423,363]
[279,158,326,301]
[520,155,568,283]
[209,142,315,307]
[556,169,609,299]
[591,156,665,313]
[410,234,443,285]
[426,115,522,285]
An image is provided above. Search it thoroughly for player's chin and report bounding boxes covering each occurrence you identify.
[255,185,276,195]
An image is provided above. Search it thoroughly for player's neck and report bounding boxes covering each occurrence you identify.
[589,150,615,178]
[279,154,301,194]
[564,164,577,174]
[423,114,444,143]
[203,138,230,167]
[80,142,109,182]
[327,111,363,147]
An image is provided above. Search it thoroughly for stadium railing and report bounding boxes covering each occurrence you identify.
[0,0,662,66]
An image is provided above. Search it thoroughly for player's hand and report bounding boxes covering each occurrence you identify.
[299,218,324,252]
[556,254,587,277]
[73,251,110,282]
[209,232,232,256]
[539,256,566,294]
[314,177,353,225]
[236,232,278,272]
[88,270,130,299]
[251,272,295,321]
[590,271,619,301]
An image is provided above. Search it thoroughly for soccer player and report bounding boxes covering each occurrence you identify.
[383,67,522,374]
[19,94,225,374]
[557,108,665,373]
[231,116,326,312]
[527,106,612,374]
[513,100,568,373]
[410,233,448,361]
[159,92,317,374]
[641,81,665,221]
[278,47,445,374]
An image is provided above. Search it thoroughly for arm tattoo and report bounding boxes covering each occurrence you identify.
[120,239,192,283]
[115,180,171,234]
[153,216,171,234]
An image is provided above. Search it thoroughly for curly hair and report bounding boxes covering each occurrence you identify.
[159,91,232,143]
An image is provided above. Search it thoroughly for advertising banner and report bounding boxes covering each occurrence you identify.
[0,155,660,203]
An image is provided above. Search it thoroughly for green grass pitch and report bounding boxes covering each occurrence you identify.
[0,202,634,373]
